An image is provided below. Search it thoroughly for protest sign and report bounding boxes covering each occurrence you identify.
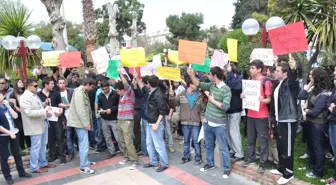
[192,58,210,73]
[210,50,229,68]
[242,80,261,111]
[59,52,81,68]
[157,67,181,81]
[106,60,119,79]
[152,54,162,67]
[129,67,141,79]
[227,38,238,62]
[141,62,155,76]
[268,21,308,55]
[91,47,109,74]
[178,40,207,64]
[42,51,65,67]
[250,49,274,66]
[168,50,187,65]
[120,47,146,67]
[48,107,61,122]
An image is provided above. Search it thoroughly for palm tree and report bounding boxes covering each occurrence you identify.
[285,0,336,83]
[0,0,41,73]
[82,0,97,63]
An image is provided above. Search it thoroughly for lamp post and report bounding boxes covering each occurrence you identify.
[1,35,41,84]
[242,16,285,48]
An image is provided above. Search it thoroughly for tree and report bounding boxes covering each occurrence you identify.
[40,0,67,50]
[94,0,146,46]
[0,0,41,72]
[32,21,52,42]
[166,12,204,46]
[218,29,249,53]
[285,0,336,83]
[204,25,227,49]
[231,0,268,29]
[82,0,96,62]
[237,42,263,73]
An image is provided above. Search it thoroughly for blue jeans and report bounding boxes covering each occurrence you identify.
[141,118,148,156]
[164,116,174,147]
[66,127,75,156]
[30,121,48,172]
[96,117,106,149]
[75,128,89,169]
[329,124,336,179]
[89,114,97,147]
[182,125,201,161]
[147,122,169,167]
[204,122,231,172]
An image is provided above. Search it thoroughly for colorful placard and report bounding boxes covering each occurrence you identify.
[106,60,119,79]
[59,52,81,68]
[178,40,207,65]
[168,50,187,65]
[156,67,181,81]
[192,58,210,73]
[210,50,229,68]
[227,38,238,62]
[42,51,65,67]
[268,21,308,55]
[120,47,146,67]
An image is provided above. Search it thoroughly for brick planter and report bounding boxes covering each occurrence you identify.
[231,162,313,185]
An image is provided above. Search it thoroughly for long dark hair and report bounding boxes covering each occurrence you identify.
[312,68,331,95]
[13,79,24,97]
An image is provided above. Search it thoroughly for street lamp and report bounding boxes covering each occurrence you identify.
[1,35,41,84]
[242,16,285,48]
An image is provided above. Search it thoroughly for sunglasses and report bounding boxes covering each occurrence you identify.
[0,83,5,85]
[31,85,38,88]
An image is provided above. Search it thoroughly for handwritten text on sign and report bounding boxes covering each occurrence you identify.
[242,80,260,111]
[91,47,109,74]
[42,51,65,67]
[250,48,274,66]
[157,67,181,82]
[178,40,207,65]
[268,21,308,56]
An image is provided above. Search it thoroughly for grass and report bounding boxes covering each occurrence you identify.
[239,123,334,185]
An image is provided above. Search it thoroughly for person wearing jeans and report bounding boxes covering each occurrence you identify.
[327,86,336,184]
[188,66,232,179]
[142,75,170,172]
[67,78,97,174]
[170,76,205,164]
[20,78,56,174]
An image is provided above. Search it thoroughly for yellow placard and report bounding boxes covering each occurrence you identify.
[120,47,146,67]
[227,38,238,62]
[42,51,65,67]
[156,66,181,81]
[168,50,187,65]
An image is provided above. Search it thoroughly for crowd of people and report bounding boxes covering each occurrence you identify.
[0,55,336,185]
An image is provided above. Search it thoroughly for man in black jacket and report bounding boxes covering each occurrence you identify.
[98,81,120,159]
[142,75,170,172]
[269,60,299,185]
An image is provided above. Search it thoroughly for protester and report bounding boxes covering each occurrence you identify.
[241,60,272,173]
[116,70,139,170]
[67,78,97,174]
[68,72,81,89]
[0,76,14,100]
[20,78,56,173]
[269,60,300,184]
[327,80,336,184]
[170,76,205,165]
[0,92,32,185]
[188,66,232,179]
[142,75,170,172]
[98,80,120,158]
[9,79,30,150]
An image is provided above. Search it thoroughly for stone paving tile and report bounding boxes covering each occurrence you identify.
[47,178,69,185]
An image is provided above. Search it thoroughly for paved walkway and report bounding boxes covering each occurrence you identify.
[2,148,259,185]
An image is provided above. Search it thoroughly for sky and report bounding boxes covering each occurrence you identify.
[21,0,235,33]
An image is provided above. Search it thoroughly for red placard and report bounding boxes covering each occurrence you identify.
[59,52,81,68]
[129,67,141,79]
[268,22,308,56]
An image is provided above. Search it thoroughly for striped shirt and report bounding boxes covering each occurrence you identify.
[117,83,135,120]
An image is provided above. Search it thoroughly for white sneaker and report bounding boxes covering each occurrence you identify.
[119,159,129,165]
[277,176,294,184]
[129,162,138,170]
[306,172,317,178]
[80,167,95,174]
[269,169,282,176]
[8,156,14,160]
[299,153,309,159]
[90,161,96,166]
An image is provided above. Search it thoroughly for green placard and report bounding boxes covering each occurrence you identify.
[106,60,119,79]
[192,58,210,73]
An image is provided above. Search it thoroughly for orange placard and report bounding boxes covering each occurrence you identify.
[59,52,81,68]
[178,40,207,65]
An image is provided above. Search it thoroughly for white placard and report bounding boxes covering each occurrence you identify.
[250,48,274,66]
[47,107,61,122]
[141,62,154,76]
[152,54,162,67]
[197,125,204,142]
[210,50,229,68]
[242,80,261,111]
[91,47,110,74]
